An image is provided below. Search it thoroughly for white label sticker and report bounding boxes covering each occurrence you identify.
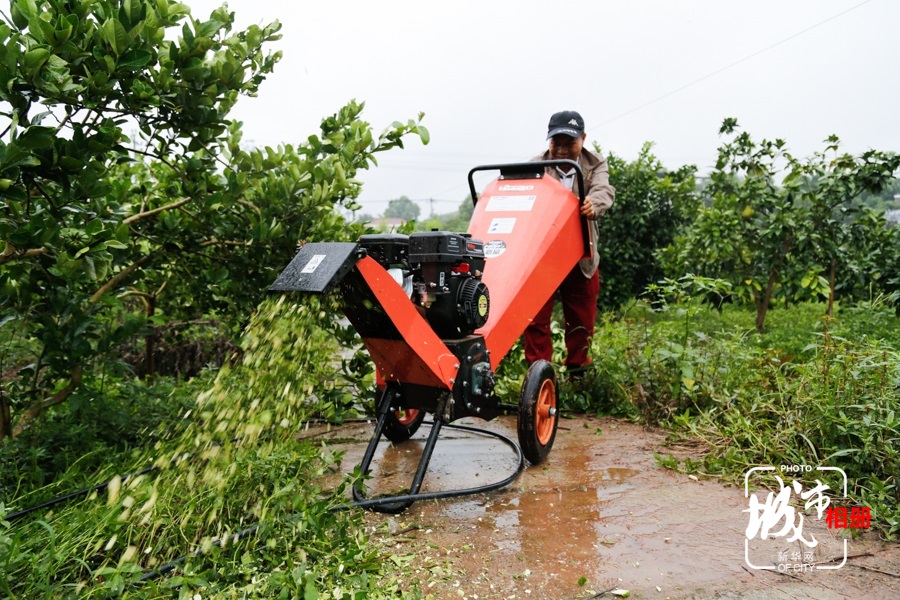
[484,240,507,258]
[301,254,327,273]
[487,218,516,234]
[486,196,536,212]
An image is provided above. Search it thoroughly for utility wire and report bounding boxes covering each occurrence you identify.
[418,0,875,202]
[588,0,874,132]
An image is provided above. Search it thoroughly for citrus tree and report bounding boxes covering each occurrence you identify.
[598,142,699,311]
[663,120,898,331]
[784,138,900,315]
[0,0,428,440]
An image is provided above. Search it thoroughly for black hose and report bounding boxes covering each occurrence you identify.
[6,417,526,585]
[137,523,262,582]
[6,439,241,523]
[339,420,524,511]
[137,420,525,583]
[5,420,375,523]
[5,464,159,522]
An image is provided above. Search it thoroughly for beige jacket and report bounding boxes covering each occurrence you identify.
[532,148,616,278]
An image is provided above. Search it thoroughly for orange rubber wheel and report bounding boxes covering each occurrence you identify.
[383,408,425,442]
[517,360,558,464]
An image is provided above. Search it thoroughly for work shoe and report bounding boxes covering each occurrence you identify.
[565,364,592,384]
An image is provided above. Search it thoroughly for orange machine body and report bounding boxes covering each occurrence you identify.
[267,163,586,510]
[347,172,586,383]
[467,175,588,369]
[271,165,587,403]
[353,256,458,390]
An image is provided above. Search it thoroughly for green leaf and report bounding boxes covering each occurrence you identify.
[303,579,318,600]
[118,49,152,70]
[36,18,56,44]
[17,126,55,150]
[53,15,75,46]
[10,3,29,29]
[82,255,99,279]
[16,0,37,19]
[0,186,27,202]
[823,448,860,460]
[85,219,103,236]
[24,47,51,72]
[0,143,41,172]
[123,0,142,25]
[415,125,430,145]
[59,156,83,171]
[100,18,130,56]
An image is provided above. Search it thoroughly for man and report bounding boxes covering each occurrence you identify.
[525,110,615,375]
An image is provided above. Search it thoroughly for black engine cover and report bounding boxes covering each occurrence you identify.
[407,231,489,339]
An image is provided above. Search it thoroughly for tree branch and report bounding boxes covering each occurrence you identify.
[89,254,153,303]
[11,366,83,438]
[54,109,72,133]
[123,197,192,224]
[0,242,48,266]
[198,239,251,248]
[0,388,11,441]
[237,199,261,217]
[119,288,153,312]
[154,318,220,331]
[124,145,186,180]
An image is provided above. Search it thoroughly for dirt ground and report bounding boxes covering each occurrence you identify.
[311,414,900,600]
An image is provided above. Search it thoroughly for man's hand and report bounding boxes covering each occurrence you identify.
[580,198,596,220]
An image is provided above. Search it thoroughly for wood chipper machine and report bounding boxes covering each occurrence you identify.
[269,161,591,512]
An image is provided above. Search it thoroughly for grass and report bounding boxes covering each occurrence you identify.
[1,295,421,599]
[579,297,900,540]
[3,292,898,598]
[0,375,201,505]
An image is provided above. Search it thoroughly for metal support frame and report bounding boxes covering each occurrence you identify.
[351,384,444,514]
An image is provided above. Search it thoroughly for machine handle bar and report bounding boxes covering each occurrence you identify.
[467,160,585,206]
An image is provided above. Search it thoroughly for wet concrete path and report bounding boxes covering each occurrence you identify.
[312,415,900,599]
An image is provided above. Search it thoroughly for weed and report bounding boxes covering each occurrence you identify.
[3,295,420,598]
[591,292,900,539]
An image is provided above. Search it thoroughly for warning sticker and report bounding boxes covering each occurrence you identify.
[484,240,507,258]
[487,218,516,234]
[301,254,327,273]
[486,196,536,212]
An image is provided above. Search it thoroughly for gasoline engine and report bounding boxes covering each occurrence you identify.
[359,231,490,339]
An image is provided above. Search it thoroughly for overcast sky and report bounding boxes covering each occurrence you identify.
[189,0,900,217]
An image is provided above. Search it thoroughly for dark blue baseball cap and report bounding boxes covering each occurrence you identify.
[547,111,585,139]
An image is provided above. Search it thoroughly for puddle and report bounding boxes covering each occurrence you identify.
[318,415,900,599]
[339,419,522,500]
